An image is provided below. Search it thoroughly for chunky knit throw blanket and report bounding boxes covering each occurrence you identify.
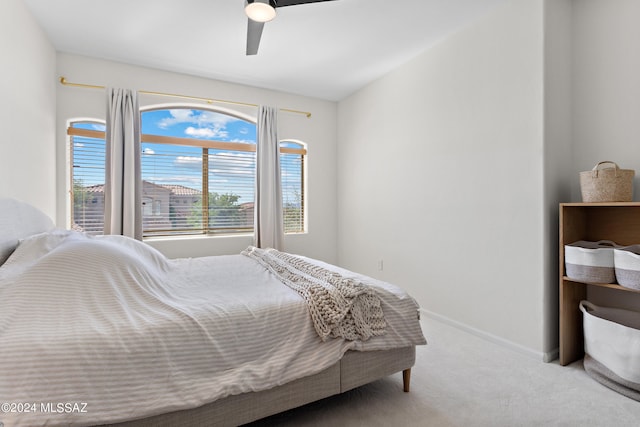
[242,246,386,341]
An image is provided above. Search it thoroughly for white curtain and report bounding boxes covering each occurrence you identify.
[254,106,283,250]
[104,88,142,240]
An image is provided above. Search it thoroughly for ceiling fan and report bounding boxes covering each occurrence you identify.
[244,0,337,55]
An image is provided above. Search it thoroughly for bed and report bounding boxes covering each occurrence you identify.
[0,198,426,427]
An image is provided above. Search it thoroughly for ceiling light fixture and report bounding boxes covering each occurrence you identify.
[245,0,277,23]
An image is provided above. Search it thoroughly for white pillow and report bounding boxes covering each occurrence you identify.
[0,198,54,265]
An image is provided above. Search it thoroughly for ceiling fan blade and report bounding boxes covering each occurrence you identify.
[274,0,337,7]
[246,19,265,56]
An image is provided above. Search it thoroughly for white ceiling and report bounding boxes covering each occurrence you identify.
[24,0,507,101]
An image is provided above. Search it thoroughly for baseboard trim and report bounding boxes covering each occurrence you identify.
[421,308,557,362]
[543,347,559,363]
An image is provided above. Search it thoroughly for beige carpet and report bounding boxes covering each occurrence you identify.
[246,316,640,426]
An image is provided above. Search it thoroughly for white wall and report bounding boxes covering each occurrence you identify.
[337,0,547,356]
[56,54,338,262]
[0,0,56,219]
[571,0,640,310]
[572,0,640,198]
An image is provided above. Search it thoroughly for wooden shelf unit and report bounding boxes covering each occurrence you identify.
[559,202,640,366]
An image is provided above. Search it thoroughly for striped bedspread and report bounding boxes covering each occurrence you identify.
[0,230,425,427]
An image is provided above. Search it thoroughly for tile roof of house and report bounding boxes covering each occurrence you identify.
[83,182,201,196]
[162,184,202,196]
[85,184,104,193]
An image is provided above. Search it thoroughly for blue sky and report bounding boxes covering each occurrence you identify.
[141,109,256,143]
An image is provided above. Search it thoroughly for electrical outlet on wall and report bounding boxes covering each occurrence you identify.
[377,259,384,271]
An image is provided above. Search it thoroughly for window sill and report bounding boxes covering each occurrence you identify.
[144,233,253,243]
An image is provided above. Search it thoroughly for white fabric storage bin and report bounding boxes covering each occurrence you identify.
[565,240,618,284]
[614,245,640,290]
[580,300,640,399]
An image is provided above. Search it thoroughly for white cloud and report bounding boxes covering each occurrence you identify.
[209,168,254,176]
[230,138,256,144]
[143,148,155,155]
[157,109,196,128]
[210,152,254,160]
[185,126,229,139]
[174,156,202,168]
[197,111,238,128]
[145,175,201,185]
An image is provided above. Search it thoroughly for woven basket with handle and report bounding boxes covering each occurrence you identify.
[580,161,634,202]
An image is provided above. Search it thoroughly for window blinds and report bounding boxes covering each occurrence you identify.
[69,124,306,237]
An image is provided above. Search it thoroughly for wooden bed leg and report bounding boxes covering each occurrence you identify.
[402,368,411,393]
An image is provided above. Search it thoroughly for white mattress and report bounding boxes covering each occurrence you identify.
[0,230,425,426]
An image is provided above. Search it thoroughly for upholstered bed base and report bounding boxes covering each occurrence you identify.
[105,346,415,427]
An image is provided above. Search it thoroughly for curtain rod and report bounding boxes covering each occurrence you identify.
[59,77,312,118]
